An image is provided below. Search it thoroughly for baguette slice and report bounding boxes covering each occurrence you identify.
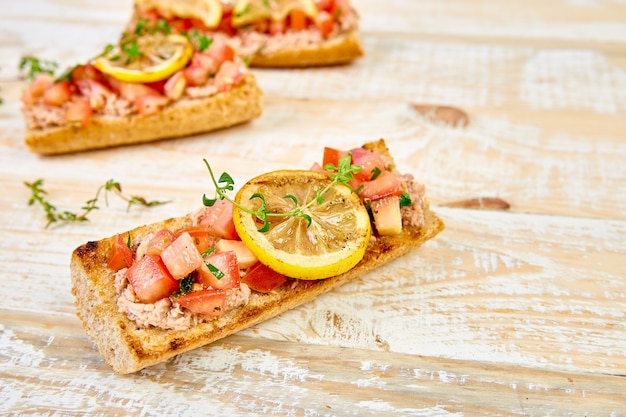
[70,139,444,374]
[25,73,262,155]
[250,30,364,68]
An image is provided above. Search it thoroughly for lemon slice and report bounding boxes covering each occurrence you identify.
[232,0,318,27]
[93,33,193,83]
[232,170,371,280]
[135,0,223,28]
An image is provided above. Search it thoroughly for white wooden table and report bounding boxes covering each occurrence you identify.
[1,0,625,415]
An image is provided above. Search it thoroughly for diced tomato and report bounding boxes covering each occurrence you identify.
[242,262,288,293]
[310,162,328,174]
[269,19,286,35]
[107,78,158,101]
[197,250,240,290]
[134,93,169,115]
[198,199,239,240]
[183,53,215,86]
[316,0,335,12]
[107,233,134,271]
[71,64,103,83]
[74,78,112,110]
[176,224,212,254]
[370,195,403,235]
[207,39,235,65]
[160,231,204,280]
[322,146,349,169]
[321,146,360,189]
[174,289,227,317]
[22,73,55,106]
[164,70,187,100]
[214,61,244,92]
[145,229,175,256]
[42,80,74,107]
[217,239,257,269]
[64,97,93,127]
[350,147,386,181]
[217,10,238,36]
[144,79,167,94]
[359,171,405,201]
[315,11,335,37]
[289,9,308,31]
[127,254,179,303]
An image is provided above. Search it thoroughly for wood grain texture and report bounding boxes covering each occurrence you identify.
[1,0,625,415]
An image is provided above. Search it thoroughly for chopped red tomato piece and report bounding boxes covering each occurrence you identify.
[198,199,239,240]
[214,61,244,92]
[74,78,112,110]
[350,147,386,181]
[64,97,93,127]
[310,162,327,174]
[160,231,204,280]
[145,229,175,256]
[370,195,403,235]
[183,52,217,86]
[164,70,187,100]
[322,146,349,169]
[359,171,405,201]
[108,78,160,102]
[315,11,335,37]
[107,233,134,271]
[242,262,288,293]
[174,289,227,317]
[269,19,287,35]
[42,80,74,107]
[22,73,55,106]
[197,250,240,290]
[289,9,308,31]
[217,239,257,269]
[127,254,179,303]
[207,39,235,65]
[71,64,103,83]
[134,94,169,115]
[176,224,213,254]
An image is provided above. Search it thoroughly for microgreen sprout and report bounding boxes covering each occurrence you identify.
[202,155,362,232]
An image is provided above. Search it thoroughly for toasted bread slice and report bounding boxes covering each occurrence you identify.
[70,139,444,373]
[250,30,364,68]
[25,73,262,155]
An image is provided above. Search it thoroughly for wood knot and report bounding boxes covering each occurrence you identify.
[442,197,510,210]
[411,104,469,128]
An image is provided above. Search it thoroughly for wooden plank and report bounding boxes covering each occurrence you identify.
[2,312,625,415]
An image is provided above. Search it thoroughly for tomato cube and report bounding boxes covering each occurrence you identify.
[64,97,93,127]
[370,196,403,235]
[160,232,204,280]
[197,250,240,290]
[198,199,239,240]
[107,233,134,271]
[145,229,175,256]
[126,254,179,303]
[43,80,73,107]
[359,171,405,201]
[350,147,386,181]
[242,262,287,293]
[174,289,227,317]
[217,239,257,269]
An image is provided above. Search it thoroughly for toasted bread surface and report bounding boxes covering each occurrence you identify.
[251,31,363,68]
[25,74,262,155]
[70,140,444,374]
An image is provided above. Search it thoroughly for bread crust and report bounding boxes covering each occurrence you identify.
[70,140,444,374]
[250,31,364,68]
[25,74,263,155]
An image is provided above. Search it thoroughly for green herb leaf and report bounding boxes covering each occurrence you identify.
[399,192,412,207]
[19,56,59,80]
[206,262,224,280]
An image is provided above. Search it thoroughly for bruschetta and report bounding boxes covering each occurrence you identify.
[70,139,444,373]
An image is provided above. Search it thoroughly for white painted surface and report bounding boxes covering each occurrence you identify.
[1,0,625,415]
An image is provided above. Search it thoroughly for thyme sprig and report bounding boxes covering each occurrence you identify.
[202,155,362,232]
[25,179,170,228]
[19,56,59,80]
